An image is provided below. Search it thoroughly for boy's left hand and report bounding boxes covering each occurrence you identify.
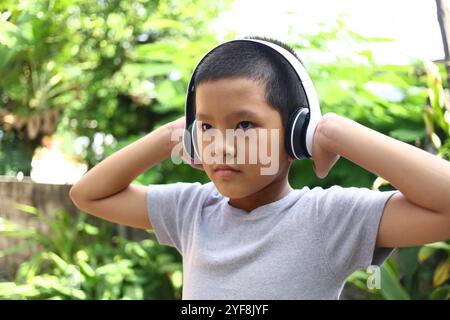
[311,113,340,179]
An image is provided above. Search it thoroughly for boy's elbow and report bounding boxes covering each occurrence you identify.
[69,185,87,209]
[69,184,79,200]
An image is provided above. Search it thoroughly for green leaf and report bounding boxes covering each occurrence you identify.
[431,132,442,149]
[389,128,426,142]
[430,285,450,300]
[122,63,175,78]
[142,18,185,31]
[380,263,410,300]
[433,260,450,288]
[78,260,96,279]
[0,282,41,299]
[123,285,144,300]
[13,203,38,215]
[0,217,37,239]
[44,252,70,272]
[424,241,450,250]
[133,42,178,62]
[418,246,437,263]
[155,79,178,106]
[398,247,419,278]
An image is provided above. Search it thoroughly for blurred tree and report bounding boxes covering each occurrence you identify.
[287,18,428,189]
[348,60,450,300]
[0,0,230,175]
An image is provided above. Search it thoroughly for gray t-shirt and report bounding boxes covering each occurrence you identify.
[146,181,398,299]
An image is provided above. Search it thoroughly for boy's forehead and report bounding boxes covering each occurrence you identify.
[195,78,269,117]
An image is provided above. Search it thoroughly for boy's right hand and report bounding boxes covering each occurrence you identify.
[169,116,204,171]
[311,113,340,179]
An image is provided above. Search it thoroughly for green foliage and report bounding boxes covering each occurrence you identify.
[0,0,229,173]
[286,19,428,189]
[346,59,450,300]
[0,205,182,299]
[1,4,448,300]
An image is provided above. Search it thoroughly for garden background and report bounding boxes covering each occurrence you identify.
[0,0,449,299]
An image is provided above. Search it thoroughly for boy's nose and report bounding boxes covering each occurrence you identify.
[214,133,236,162]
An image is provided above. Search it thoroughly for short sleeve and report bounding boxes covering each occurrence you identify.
[146,182,205,254]
[314,185,400,282]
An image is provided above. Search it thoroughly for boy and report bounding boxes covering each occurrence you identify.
[69,36,450,299]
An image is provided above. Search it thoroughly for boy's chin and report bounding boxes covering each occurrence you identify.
[212,181,254,199]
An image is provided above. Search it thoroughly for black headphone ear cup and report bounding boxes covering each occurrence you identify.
[190,120,201,162]
[183,123,195,162]
[285,107,310,160]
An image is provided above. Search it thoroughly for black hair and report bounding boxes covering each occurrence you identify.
[193,36,308,127]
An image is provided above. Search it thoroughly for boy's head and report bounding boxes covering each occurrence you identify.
[192,36,308,198]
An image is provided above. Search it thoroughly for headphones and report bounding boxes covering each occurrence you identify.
[182,38,322,163]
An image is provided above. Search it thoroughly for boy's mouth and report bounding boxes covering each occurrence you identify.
[213,165,241,178]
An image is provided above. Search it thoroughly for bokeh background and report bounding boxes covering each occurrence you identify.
[0,0,449,299]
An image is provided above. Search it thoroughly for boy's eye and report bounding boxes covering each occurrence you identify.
[201,123,212,131]
[236,121,254,130]
[200,121,254,131]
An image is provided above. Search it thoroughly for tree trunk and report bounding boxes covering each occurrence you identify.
[436,0,450,89]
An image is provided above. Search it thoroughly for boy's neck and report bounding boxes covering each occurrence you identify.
[227,177,293,213]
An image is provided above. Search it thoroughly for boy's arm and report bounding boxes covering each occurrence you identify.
[313,112,450,247]
[69,118,184,229]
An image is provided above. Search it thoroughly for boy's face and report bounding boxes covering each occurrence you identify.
[195,77,293,199]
